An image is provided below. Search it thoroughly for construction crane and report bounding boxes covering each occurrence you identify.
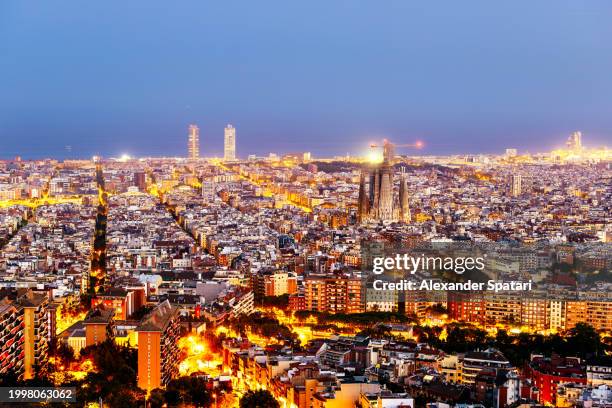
[369,139,424,164]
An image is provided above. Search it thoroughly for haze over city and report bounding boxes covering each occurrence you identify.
[1,0,612,159]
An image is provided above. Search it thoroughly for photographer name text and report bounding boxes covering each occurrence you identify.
[373,279,533,292]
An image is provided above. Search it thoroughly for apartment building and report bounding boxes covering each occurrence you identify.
[305,274,363,314]
[136,300,181,392]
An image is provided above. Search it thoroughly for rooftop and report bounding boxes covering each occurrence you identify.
[136,299,179,332]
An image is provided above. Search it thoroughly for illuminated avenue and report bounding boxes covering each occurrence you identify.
[0,130,610,408]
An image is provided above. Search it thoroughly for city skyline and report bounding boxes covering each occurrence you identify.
[1,125,609,161]
[2,1,612,158]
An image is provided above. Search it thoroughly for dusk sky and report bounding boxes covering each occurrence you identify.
[1,1,611,159]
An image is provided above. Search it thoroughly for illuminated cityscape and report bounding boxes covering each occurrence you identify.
[0,131,609,407]
[1,2,611,407]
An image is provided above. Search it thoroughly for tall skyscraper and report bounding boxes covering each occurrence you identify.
[224,124,236,161]
[188,124,200,160]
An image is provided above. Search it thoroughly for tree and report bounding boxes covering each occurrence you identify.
[148,389,166,408]
[164,376,212,407]
[108,388,145,408]
[50,339,76,365]
[567,323,602,358]
[425,303,448,316]
[239,390,279,408]
[262,294,290,309]
[0,370,20,387]
[76,340,142,406]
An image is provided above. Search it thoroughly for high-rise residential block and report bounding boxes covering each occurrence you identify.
[136,300,181,392]
[0,303,24,379]
[0,289,49,380]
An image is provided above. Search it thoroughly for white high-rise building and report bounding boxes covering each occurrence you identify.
[224,124,236,161]
[188,124,200,160]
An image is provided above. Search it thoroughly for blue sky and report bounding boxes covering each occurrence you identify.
[1,1,611,158]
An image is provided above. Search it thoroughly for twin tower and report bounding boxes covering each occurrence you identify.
[357,157,411,224]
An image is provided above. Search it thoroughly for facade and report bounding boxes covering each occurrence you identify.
[252,270,298,298]
[365,286,398,312]
[0,303,24,379]
[528,355,586,405]
[19,290,49,380]
[83,304,115,347]
[224,124,236,161]
[289,294,306,311]
[0,290,49,380]
[133,172,146,191]
[587,357,612,387]
[91,288,139,320]
[586,301,612,331]
[136,300,181,392]
[459,349,513,385]
[57,322,87,356]
[305,274,363,314]
[448,291,612,332]
[188,124,200,160]
[229,289,254,317]
[448,292,485,324]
